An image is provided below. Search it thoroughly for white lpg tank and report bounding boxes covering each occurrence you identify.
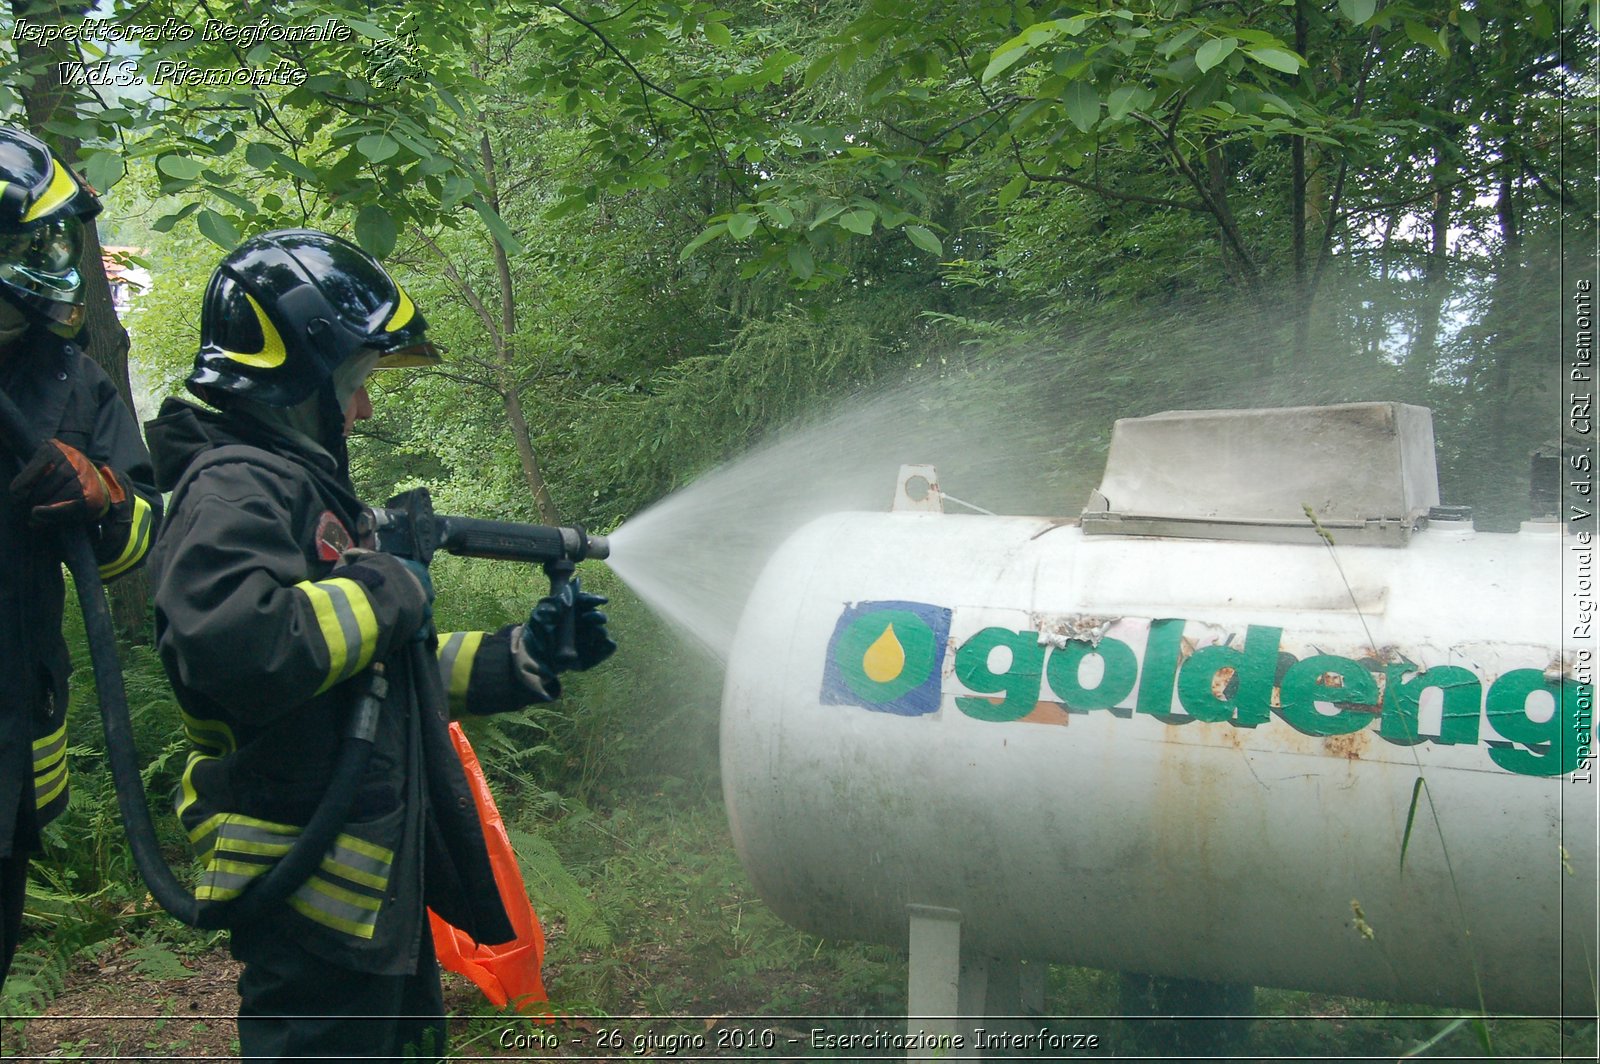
[721,403,1596,1016]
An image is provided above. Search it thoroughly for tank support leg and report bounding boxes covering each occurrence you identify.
[979,956,1045,1016]
[905,904,967,1057]
[907,908,1041,1059]
[975,959,1045,1055]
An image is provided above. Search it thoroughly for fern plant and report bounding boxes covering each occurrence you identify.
[0,947,68,1021]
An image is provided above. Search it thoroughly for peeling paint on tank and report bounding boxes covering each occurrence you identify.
[1034,613,1118,648]
[1021,701,1071,726]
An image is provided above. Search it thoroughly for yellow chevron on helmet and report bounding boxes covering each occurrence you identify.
[20,157,81,224]
[218,292,289,369]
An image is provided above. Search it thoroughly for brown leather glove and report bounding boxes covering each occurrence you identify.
[9,439,124,525]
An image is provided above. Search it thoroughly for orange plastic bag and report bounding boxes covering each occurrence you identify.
[428,722,550,1014]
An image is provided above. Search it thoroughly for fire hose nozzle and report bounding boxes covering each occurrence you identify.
[361,489,611,672]
[363,487,610,567]
[568,528,610,562]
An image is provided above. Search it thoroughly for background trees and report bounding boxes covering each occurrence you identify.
[6,0,1590,530]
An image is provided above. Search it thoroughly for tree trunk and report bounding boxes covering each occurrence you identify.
[1486,45,1521,438]
[500,388,559,524]
[1198,142,1272,370]
[1370,212,1400,361]
[11,0,149,640]
[479,128,560,524]
[1406,134,1457,388]
[1289,1,1310,362]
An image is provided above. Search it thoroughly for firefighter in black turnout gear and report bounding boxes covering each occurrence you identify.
[0,125,159,989]
[145,229,615,1061]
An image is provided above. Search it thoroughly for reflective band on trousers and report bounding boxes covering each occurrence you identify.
[98,492,154,580]
[32,720,68,809]
[294,576,379,694]
[191,814,394,940]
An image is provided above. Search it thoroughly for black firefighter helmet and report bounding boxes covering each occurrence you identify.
[0,124,102,337]
[188,228,439,410]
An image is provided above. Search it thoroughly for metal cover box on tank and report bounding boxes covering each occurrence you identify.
[720,402,1595,1035]
[1081,401,1439,545]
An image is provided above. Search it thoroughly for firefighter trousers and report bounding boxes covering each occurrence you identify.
[234,925,446,1063]
[0,845,28,988]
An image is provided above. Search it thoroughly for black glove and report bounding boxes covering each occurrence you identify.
[521,577,616,674]
[10,439,121,525]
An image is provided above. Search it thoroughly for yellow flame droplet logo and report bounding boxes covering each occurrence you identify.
[862,623,906,683]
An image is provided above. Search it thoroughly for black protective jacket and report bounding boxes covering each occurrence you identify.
[146,397,550,974]
[0,332,159,858]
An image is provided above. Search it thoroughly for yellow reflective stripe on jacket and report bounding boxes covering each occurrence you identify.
[175,715,239,858]
[194,817,298,899]
[437,631,484,713]
[98,493,154,580]
[327,835,393,882]
[288,874,383,939]
[286,833,392,938]
[294,577,379,693]
[32,721,69,808]
[178,754,222,851]
[196,858,271,902]
[179,760,213,834]
[179,708,237,758]
[183,811,394,938]
[215,819,297,858]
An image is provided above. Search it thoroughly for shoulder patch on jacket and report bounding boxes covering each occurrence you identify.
[315,510,353,562]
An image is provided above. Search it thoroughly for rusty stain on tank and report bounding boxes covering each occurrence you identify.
[1323,731,1369,760]
[1212,665,1237,700]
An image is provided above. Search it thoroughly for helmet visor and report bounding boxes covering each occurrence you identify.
[375,341,440,368]
[0,215,85,302]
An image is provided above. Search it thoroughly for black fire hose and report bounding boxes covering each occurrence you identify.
[0,386,381,930]
[218,668,386,928]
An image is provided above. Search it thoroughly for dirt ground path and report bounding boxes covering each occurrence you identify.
[7,943,524,1060]
[10,944,243,1059]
